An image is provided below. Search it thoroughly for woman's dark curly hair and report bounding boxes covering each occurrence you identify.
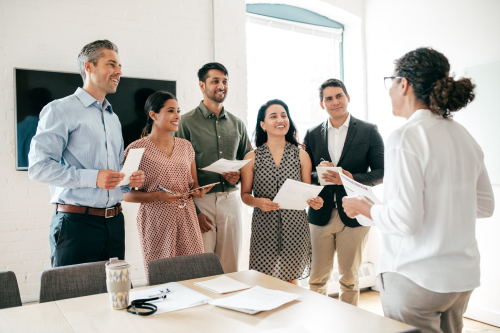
[253,99,301,148]
[394,47,475,118]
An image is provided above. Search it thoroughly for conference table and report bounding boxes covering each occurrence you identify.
[0,270,418,333]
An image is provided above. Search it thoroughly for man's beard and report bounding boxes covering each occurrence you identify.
[207,89,226,103]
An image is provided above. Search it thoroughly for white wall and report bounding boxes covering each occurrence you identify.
[0,0,249,302]
[365,0,500,325]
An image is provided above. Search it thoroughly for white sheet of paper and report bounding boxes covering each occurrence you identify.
[129,282,212,315]
[210,286,300,314]
[259,326,309,333]
[339,172,382,226]
[118,148,145,186]
[194,276,251,294]
[316,166,343,186]
[272,179,323,210]
[199,158,252,174]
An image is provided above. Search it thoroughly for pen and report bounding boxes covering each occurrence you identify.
[157,185,176,195]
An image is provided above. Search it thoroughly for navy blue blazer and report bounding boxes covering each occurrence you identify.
[304,115,384,227]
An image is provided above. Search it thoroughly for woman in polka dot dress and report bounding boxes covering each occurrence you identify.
[124,91,213,282]
[241,99,323,284]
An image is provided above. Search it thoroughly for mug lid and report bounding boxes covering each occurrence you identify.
[106,257,130,269]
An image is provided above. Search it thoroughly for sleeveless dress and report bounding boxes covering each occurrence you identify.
[249,143,312,281]
[124,137,204,282]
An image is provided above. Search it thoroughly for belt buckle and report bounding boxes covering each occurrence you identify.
[105,207,114,218]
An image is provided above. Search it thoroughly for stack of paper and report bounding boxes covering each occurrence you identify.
[129,282,212,315]
[210,286,300,314]
[194,276,251,294]
[200,158,252,174]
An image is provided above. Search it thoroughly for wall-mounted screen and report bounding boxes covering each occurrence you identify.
[15,68,176,170]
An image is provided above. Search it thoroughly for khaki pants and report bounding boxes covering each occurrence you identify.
[193,191,243,273]
[309,208,370,305]
[380,272,473,333]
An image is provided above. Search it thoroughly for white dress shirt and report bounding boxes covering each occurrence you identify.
[328,113,350,166]
[370,109,495,293]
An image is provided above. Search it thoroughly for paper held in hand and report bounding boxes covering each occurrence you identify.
[317,166,343,186]
[210,286,300,315]
[199,158,252,174]
[194,276,251,294]
[118,148,145,187]
[339,172,382,226]
[272,179,324,210]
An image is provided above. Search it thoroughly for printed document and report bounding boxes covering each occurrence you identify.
[210,286,300,314]
[199,158,252,174]
[273,179,323,210]
[129,282,212,315]
[316,166,343,186]
[339,172,382,226]
[118,148,145,186]
[194,276,251,294]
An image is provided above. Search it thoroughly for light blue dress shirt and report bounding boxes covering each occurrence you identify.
[28,88,130,208]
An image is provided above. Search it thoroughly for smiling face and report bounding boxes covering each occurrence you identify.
[86,48,122,95]
[320,86,350,120]
[260,104,290,137]
[150,99,181,132]
[200,69,228,103]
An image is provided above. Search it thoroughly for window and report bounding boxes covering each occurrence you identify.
[246,4,344,142]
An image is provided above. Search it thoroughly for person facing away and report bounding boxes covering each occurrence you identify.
[343,47,495,333]
[123,91,213,282]
[28,40,145,268]
[240,99,323,285]
[303,78,385,305]
[175,62,251,273]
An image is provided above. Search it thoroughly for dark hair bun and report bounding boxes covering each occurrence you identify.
[429,77,476,117]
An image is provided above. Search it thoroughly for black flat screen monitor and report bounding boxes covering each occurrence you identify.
[15,68,176,170]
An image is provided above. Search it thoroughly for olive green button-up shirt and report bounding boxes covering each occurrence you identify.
[175,101,251,194]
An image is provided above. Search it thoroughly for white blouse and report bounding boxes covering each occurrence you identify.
[370,109,495,293]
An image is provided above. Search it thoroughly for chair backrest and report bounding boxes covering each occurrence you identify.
[148,253,224,286]
[0,271,22,309]
[39,261,108,303]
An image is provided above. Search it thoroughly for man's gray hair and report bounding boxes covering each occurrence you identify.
[77,40,119,82]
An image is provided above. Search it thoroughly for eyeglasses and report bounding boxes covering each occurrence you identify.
[384,77,404,90]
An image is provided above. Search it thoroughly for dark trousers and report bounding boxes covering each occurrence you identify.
[49,210,125,268]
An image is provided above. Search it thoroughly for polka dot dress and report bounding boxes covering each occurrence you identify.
[125,137,204,282]
[249,143,312,281]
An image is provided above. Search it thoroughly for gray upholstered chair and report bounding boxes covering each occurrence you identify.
[148,253,224,286]
[0,271,22,309]
[39,261,108,303]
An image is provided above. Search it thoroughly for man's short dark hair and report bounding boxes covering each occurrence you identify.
[319,79,348,101]
[198,62,228,83]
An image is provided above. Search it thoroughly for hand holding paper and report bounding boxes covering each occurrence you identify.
[339,172,381,226]
[118,148,145,187]
[200,158,252,174]
[272,179,323,210]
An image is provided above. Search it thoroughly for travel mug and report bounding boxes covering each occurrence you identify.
[106,258,131,309]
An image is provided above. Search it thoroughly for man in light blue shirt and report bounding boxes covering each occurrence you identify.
[29,40,145,268]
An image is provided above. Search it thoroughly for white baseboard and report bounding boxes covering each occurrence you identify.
[464,306,500,328]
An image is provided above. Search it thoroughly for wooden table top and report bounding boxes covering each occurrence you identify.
[0,301,74,333]
[53,270,416,333]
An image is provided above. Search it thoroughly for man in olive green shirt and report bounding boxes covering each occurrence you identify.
[176,62,251,273]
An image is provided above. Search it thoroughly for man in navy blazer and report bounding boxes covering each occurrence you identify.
[304,79,384,305]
